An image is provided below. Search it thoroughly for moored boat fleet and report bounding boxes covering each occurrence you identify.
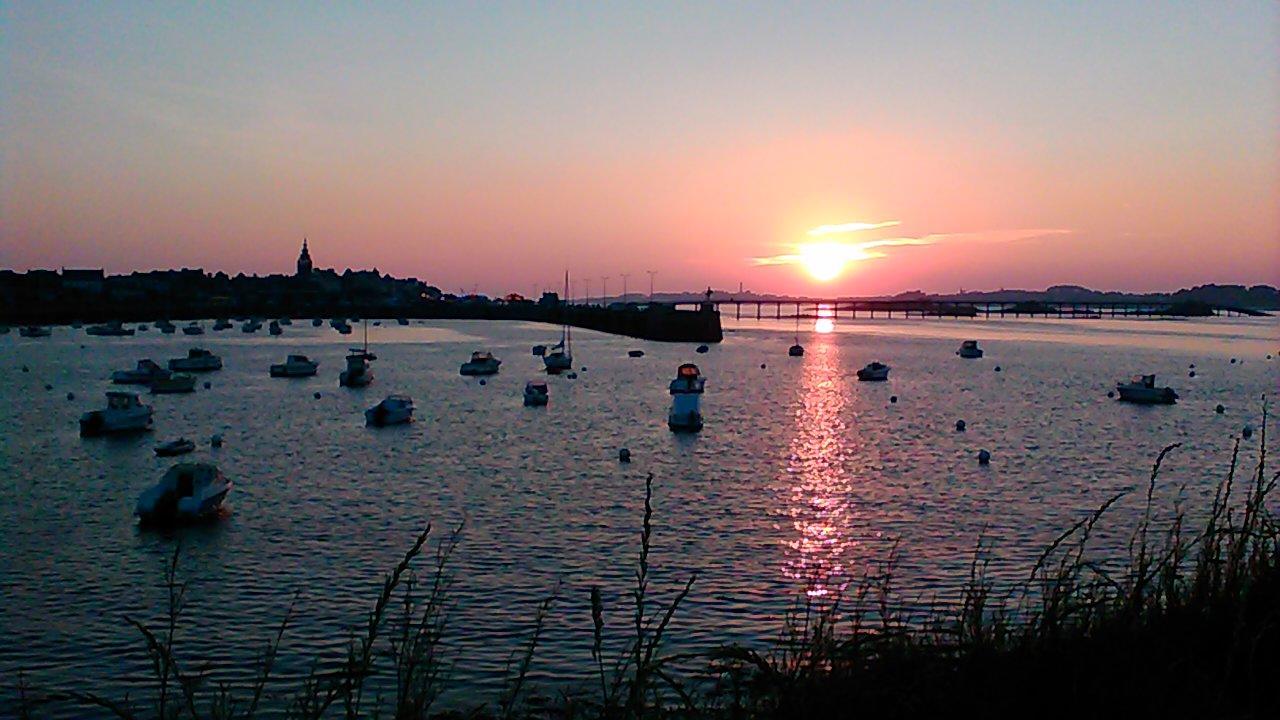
[17,313,1251,530]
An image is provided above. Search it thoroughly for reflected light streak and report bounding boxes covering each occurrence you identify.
[779,330,852,600]
[814,303,835,333]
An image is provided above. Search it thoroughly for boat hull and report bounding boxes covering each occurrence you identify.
[365,408,413,426]
[270,365,318,377]
[1117,387,1178,404]
[80,411,153,436]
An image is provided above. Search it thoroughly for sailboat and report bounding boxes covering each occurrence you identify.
[340,320,377,387]
[788,310,805,356]
[544,271,574,374]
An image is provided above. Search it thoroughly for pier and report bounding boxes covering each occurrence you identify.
[682,298,1268,320]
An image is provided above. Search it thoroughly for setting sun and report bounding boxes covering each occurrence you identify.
[799,242,848,282]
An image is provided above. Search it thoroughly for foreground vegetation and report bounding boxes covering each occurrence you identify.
[16,415,1278,719]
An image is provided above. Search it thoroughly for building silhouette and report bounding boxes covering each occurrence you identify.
[296,238,313,277]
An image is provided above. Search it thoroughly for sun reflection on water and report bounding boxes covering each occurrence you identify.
[779,330,852,600]
[814,303,835,333]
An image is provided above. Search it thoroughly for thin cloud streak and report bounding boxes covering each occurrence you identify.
[753,228,1072,267]
[807,220,901,236]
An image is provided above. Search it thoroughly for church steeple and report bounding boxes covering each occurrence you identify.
[296,237,313,277]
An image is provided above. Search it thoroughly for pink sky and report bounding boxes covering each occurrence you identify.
[3,3,1278,296]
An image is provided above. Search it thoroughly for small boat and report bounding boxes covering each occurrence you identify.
[212,318,233,331]
[19,326,51,338]
[523,381,549,407]
[340,323,376,387]
[157,320,177,334]
[154,438,196,457]
[366,395,415,426]
[241,319,262,333]
[112,359,171,385]
[135,463,232,525]
[269,320,283,336]
[460,351,502,376]
[544,272,574,374]
[340,350,375,386]
[856,362,891,382]
[957,340,984,359]
[138,324,149,331]
[151,373,197,394]
[278,318,293,326]
[80,391,154,436]
[1116,375,1178,405]
[169,348,222,372]
[668,363,706,432]
[628,350,645,358]
[270,354,320,377]
[396,318,409,326]
[311,318,324,327]
[86,321,134,336]
[182,322,204,335]
[331,318,353,334]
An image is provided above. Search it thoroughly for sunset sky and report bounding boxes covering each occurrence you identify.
[3,2,1278,296]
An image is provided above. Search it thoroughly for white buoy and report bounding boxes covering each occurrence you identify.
[978,449,991,465]
[668,363,705,432]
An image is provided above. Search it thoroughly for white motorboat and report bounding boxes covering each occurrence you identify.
[957,340,984,359]
[668,363,706,432]
[460,351,502,376]
[86,321,134,336]
[366,395,414,426]
[182,322,204,335]
[151,373,197,394]
[1116,375,1178,405]
[135,463,232,525]
[80,391,154,436]
[154,438,196,457]
[269,320,283,336]
[523,380,549,406]
[169,348,222,372]
[112,359,171,385]
[270,354,320,377]
[19,326,51,338]
[856,362,891,381]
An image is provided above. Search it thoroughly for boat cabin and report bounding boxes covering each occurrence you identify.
[106,392,143,410]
